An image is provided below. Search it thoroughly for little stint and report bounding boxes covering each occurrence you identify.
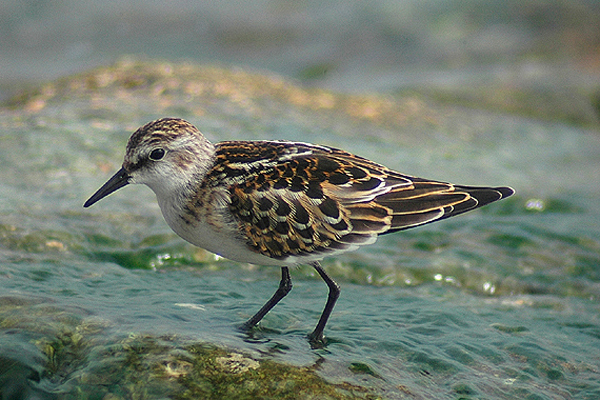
[84,118,514,345]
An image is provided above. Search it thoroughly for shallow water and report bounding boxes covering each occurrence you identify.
[1,62,599,399]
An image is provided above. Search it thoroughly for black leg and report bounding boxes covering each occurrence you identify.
[242,266,292,330]
[308,261,340,346]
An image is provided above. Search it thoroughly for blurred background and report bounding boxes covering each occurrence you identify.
[2,0,600,127]
[2,1,600,399]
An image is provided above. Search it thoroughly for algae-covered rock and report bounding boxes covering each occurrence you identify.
[1,296,379,399]
[4,57,439,135]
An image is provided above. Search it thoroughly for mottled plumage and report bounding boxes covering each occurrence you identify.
[84,117,514,345]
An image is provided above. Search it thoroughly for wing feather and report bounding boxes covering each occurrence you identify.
[212,140,514,262]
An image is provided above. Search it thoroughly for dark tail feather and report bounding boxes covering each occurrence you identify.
[381,185,514,234]
[454,185,514,207]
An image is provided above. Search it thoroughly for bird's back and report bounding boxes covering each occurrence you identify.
[192,140,514,264]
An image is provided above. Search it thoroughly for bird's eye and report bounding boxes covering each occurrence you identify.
[149,148,166,161]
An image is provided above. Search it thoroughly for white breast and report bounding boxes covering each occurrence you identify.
[157,191,290,267]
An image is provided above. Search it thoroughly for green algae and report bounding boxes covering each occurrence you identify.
[0,296,380,399]
[40,334,381,400]
[0,223,83,255]
[178,344,380,400]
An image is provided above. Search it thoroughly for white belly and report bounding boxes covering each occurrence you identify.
[155,189,333,267]
[158,195,288,266]
[174,217,288,266]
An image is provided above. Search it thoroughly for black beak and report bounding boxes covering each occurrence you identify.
[83,167,131,208]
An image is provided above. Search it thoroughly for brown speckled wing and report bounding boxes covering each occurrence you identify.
[207,140,513,260]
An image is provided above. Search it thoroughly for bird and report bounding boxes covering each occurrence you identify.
[84,117,514,346]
